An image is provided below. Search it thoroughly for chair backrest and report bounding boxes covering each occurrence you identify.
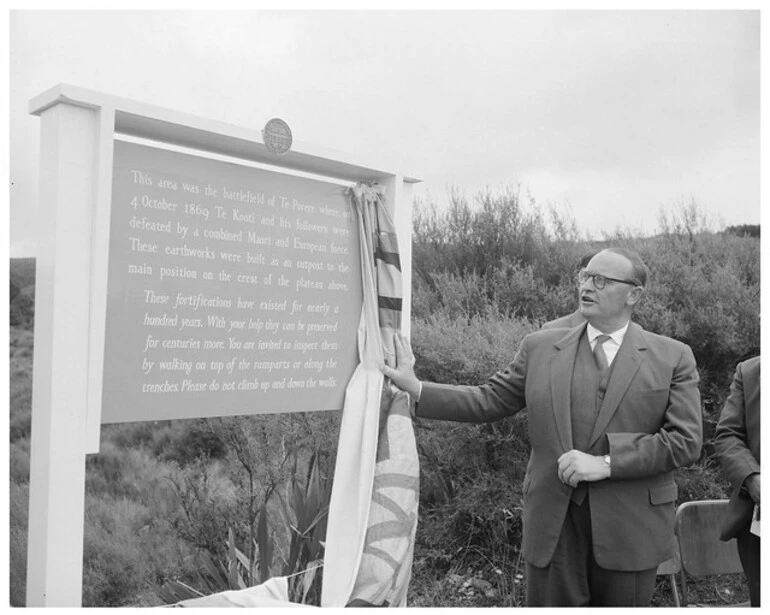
[675,500,743,577]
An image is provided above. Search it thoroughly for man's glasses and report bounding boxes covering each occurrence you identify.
[577,269,640,290]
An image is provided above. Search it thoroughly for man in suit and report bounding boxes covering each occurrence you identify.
[383,247,703,606]
[541,249,597,331]
[714,356,760,606]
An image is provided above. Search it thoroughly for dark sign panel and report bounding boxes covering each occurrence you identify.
[101,141,362,423]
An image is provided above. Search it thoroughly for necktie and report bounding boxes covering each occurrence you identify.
[593,334,611,371]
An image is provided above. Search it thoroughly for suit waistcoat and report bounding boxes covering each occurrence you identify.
[571,332,614,451]
[570,332,613,504]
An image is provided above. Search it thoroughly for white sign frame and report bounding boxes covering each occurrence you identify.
[26,84,418,606]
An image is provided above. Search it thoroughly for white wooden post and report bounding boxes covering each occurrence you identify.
[26,100,105,606]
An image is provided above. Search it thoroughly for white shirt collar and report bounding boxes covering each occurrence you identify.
[587,321,629,347]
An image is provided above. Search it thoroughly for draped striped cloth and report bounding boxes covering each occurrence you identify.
[321,183,419,607]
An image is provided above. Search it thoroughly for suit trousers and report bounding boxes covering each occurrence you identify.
[525,495,658,606]
[736,526,760,606]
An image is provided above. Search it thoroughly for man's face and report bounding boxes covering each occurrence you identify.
[578,250,638,327]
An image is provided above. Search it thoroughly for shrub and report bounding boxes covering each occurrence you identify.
[675,459,730,504]
[9,398,31,443]
[9,327,34,442]
[165,456,241,558]
[10,292,35,329]
[9,481,29,607]
[104,419,228,467]
[412,310,534,385]
[104,420,168,450]
[81,449,204,606]
[10,437,30,484]
[83,494,160,606]
[152,420,227,465]
[9,325,34,358]
[413,187,583,283]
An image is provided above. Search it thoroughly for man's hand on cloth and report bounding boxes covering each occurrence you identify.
[381,332,422,400]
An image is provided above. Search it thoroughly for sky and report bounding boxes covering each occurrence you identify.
[7,8,763,257]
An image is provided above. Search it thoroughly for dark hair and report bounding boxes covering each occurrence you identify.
[603,247,648,287]
[577,249,600,270]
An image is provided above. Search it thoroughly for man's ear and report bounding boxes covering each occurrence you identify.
[626,286,644,307]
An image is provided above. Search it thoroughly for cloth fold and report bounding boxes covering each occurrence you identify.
[321,183,419,607]
[171,576,308,608]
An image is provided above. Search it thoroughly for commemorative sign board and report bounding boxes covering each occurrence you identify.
[26,84,415,607]
[101,140,362,423]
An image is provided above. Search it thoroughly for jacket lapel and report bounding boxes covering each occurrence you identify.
[550,324,585,453]
[588,321,647,448]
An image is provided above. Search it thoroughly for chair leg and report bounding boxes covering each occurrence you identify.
[678,569,688,607]
[668,574,681,607]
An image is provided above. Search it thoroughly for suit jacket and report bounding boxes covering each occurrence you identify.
[713,356,760,541]
[417,321,702,571]
[541,309,586,330]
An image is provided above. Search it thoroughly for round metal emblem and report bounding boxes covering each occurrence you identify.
[263,118,292,155]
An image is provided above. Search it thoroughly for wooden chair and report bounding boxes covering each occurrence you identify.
[673,500,747,606]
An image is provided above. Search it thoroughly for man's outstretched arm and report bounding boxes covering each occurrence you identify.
[382,331,528,424]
